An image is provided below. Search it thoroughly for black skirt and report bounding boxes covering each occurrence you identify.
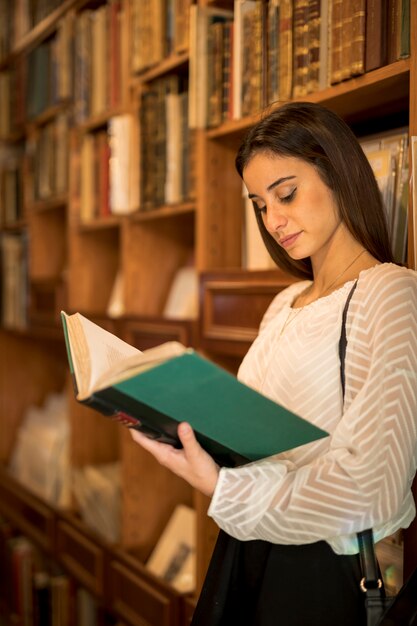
[191,530,367,626]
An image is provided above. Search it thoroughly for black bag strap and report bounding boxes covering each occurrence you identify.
[339,281,382,591]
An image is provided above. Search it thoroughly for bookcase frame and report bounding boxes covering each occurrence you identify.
[0,1,416,624]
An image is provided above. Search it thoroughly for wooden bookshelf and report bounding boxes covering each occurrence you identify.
[0,1,416,624]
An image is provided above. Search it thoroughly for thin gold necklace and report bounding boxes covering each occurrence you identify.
[279,248,366,338]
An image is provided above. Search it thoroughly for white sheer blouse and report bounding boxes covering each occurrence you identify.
[208,263,417,554]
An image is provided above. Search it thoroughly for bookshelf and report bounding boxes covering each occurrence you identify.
[0,0,416,624]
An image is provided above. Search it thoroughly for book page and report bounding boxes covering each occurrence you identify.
[63,311,189,398]
[94,340,188,391]
[66,313,141,397]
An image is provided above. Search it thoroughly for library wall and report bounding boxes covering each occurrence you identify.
[0,1,416,625]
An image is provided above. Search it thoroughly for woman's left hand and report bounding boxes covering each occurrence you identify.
[129,422,220,497]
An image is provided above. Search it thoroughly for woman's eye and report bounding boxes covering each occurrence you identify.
[280,188,296,203]
[252,201,266,214]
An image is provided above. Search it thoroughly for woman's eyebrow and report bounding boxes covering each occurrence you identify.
[248,175,296,199]
[267,175,296,192]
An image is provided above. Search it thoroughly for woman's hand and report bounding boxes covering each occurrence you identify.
[129,422,220,497]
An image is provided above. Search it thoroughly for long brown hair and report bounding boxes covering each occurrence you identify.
[235,102,394,279]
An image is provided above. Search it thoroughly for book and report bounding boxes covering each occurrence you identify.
[61,311,328,467]
[146,504,196,592]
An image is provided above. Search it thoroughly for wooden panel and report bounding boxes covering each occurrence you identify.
[29,278,67,325]
[29,208,67,280]
[56,518,105,595]
[181,596,197,626]
[68,227,120,315]
[120,431,193,556]
[199,270,295,357]
[195,132,243,270]
[0,469,55,551]
[123,318,197,351]
[122,215,194,317]
[0,331,66,463]
[68,378,121,467]
[109,558,179,626]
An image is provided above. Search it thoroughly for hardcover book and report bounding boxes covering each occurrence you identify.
[61,311,328,467]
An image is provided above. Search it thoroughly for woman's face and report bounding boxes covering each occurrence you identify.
[243,152,343,264]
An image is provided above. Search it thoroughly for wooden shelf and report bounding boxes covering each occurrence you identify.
[0,1,416,624]
[132,202,196,222]
[0,468,191,626]
[133,51,189,84]
[5,0,77,59]
[207,59,411,140]
[26,100,71,128]
[26,194,68,213]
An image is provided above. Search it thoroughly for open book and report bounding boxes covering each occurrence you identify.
[61,311,328,467]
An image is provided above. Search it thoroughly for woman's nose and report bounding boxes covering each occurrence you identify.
[263,205,288,234]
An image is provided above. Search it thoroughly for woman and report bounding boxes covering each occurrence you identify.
[131,102,417,625]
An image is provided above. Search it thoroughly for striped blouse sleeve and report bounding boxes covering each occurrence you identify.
[208,267,417,548]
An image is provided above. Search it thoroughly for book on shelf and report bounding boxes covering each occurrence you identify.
[108,114,140,215]
[61,311,328,468]
[163,265,198,320]
[360,127,409,264]
[189,3,233,129]
[0,231,28,330]
[146,504,196,593]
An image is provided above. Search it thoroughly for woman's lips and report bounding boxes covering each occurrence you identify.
[279,231,302,248]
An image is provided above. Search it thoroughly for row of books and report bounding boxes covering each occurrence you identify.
[140,76,196,209]
[0,144,25,227]
[242,127,410,271]
[189,0,411,128]
[77,75,195,217]
[9,391,71,507]
[0,231,28,330]
[0,12,72,138]
[72,462,121,544]
[0,1,122,135]
[130,0,191,74]
[26,11,73,120]
[0,520,101,626]
[78,114,139,221]
[27,113,69,202]
[0,0,65,61]
[74,1,124,124]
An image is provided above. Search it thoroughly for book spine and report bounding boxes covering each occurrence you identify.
[292,0,310,97]
[307,0,321,93]
[330,0,343,84]
[278,0,293,101]
[351,0,366,75]
[365,0,388,71]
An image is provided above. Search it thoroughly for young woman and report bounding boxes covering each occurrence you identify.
[130,102,417,625]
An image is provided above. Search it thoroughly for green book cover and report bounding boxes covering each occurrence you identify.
[61,311,328,467]
[95,352,328,467]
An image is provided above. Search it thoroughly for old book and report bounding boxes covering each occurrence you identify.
[387,0,401,64]
[365,0,388,71]
[278,0,293,101]
[146,504,196,592]
[351,0,366,75]
[399,0,410,58]
[267,0,280,104]
[108,114,140,214]
[189,4,232,128]
[293,0,310,97]
[62,311,328,467]
[307,0,320,93]
[241,1,263,116]
[330,0,343,84]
